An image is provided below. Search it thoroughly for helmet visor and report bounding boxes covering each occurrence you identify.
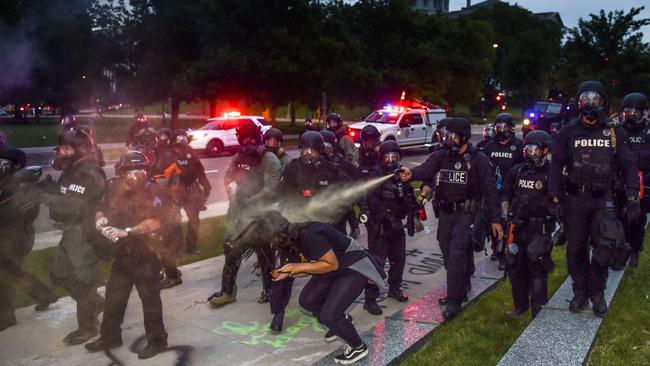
[524,144,542,158]
[125,169,148,189]
[578,91,604,109]
[174,135,189,145]
[623,107,644,122]
[382,151,400,165]
[300,148,320,160]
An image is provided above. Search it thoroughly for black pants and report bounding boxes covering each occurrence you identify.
[625,199,649,252]
[100,253,167,346]
[182,202,201,252]
[507,230,551,316]
[437,210,475,304]
[221,244,272,296]
[365,222,405,301]
[0,260,57,326]
[160,223,183,280]
[564,194,609,295]
[299,270,367,347]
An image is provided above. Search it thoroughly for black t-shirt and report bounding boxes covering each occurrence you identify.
[298,222,350,261]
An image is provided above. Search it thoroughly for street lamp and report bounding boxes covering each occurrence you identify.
[492,43,499,48]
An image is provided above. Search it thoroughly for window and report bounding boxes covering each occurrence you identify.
[402,113,423,125]
[200,121,219,130]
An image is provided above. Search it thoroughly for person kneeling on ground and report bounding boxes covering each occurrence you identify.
[231,211,386,365]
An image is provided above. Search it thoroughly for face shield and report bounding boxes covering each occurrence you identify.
[436,126,447,143]
[495,122,513,141]
[578,91,605,123]
[483,125,495,139]
[326,119,339,131]
[524,143,546,166]
[300,147,320,165]
[322,142,334,156]
[124,168,148,190]
[622,107,645,125]
[0,158,15,178]
[443,130,463,153]
[382,151,400,171]
[362,139,377,150]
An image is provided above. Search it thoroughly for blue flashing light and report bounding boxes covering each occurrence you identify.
[529,112,536,118]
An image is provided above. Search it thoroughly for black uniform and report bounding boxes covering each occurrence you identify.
[173,147,211,253]
[363,167,414,304]
[126,121,151,147]
[0,166,57,330]
[502,162,555,317]
[95,179,172,349]
[549,120,638,299]
[411,146,500,307]
[621,122,650,254]
[324,149,360,236]
[482,138,524,256]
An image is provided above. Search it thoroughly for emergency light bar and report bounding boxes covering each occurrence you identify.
[223,111,241,118]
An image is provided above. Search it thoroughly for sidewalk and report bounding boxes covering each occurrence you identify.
[0,204,497,366]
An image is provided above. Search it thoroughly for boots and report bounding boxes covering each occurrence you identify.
[208,286,237,307]
[363,299,382,315]
[569,292,588,313]
[270,310,284,332]
[590,292,608,317]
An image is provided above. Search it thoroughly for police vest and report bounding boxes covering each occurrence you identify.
[485,140,522,174]
[229,150,267,201]
[436,150,477,203]
[512,164,550,218]
[378,178,408,218]
[290,160,335,199]
[568,127,616,190]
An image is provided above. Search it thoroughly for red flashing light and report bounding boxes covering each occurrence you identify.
[223,111,241,118]
[349,130,356,137]
[500,105,507,111]
[496,95,502,101]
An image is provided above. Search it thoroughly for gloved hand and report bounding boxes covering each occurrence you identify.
[95,217,109,231]
[101,226,128,242]
[35,174,55,192]
[624,197,641,224]
[11,189,40,212]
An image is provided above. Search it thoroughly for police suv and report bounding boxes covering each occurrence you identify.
[188,112,271,157]
[348,104,447,148]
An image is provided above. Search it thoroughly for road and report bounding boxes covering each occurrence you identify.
[30,131,486,234]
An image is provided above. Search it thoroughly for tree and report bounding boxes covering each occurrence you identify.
[555,7,650,103]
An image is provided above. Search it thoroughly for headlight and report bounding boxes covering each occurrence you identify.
[523,119,530,126]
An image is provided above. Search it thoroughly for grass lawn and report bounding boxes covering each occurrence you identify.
[402,245,569,366]
[7,215,227,309]
[587,242,650,365]
[0,116,305,148]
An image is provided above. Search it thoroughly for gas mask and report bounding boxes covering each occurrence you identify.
[483,125,495,139]
[443,130,464,154]
[124,169,148,190]
[495,122,513,142]
[265,138,281,155]
[622,107,646,129]
[52,144,77,171]
[300,148,320,165]
[524,143,547,167]
[382,152,400,172]
[578,91,605,124]
[0,158,16,179]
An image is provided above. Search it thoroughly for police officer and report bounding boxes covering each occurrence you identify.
[208,120,281,307]
[362,141,413,315]
[482,113,524,268]
[61,114,78,132]
[321,130,361,238]
[400,118,503,320]
[299,118,316,141]
[477,123,495,150]
[152,128,184,288]
[85,151,171,359]
[0,148,58,330]
[358,125,381,177]
[170,129,211,254]
[280,131,349,232]
[619,92,650,267]
[132,127,158,163]
[264,128,292,169]
[126,113,151,147]
[501,130,556,318]
[325,112,357,164]
[40,128,107,344]
[550,81,639,317]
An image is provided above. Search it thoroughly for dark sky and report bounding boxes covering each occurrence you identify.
[450,0,650,41]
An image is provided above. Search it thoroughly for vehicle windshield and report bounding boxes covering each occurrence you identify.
[257,118,271,126]
[200,122,218,130]
[364,111,399,124]
[533,102,562,115]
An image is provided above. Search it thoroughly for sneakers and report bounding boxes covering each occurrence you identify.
[257,289,272,304]
[387,289,409,302]
[138,342,168,360]
[208,290,237,307]
[363,300,382,315]
[63,328,99,345]
[569,292,588,313]
[334,343,368,365]
[85,338,123,352]
[590,293,608,317]
[161,277,183,289]
[325,314,353,342]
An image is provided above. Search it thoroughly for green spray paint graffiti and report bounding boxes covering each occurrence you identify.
[213,309,326,349]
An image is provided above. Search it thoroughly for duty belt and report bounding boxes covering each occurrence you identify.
[435,199,478,214]
[566,182,606,197]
